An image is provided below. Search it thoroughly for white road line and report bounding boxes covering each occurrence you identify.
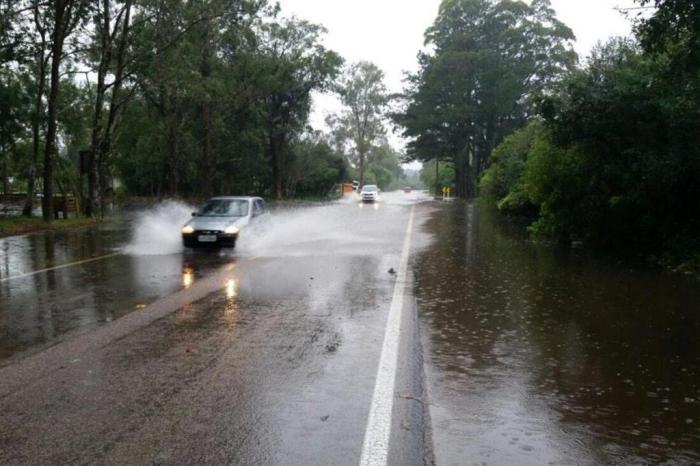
[359,204,415,466]
[0,252,121,283]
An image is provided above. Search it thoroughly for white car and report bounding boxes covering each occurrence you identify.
[360,184,380,203]
[181,196,267,248]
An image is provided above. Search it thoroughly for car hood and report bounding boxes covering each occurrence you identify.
[184,216,248,231]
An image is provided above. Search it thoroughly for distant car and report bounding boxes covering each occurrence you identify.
[351,180,360,191]
[361,184,380,203]
[181,196,267,248]
[403,186,412,193]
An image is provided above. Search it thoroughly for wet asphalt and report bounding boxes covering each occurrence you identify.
[2,195,700,465]
[0,193,430,465]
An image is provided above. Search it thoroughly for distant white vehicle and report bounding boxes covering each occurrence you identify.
[360,184,380,203]
[181,196,267,248]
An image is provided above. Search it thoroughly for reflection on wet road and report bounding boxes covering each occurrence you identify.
[0,193,429,465]
[0,219,233,361]
[3,195,699,464]
[416,202,700,465]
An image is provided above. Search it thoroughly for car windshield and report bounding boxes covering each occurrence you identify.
[198,199,249,217]
[362,185,378,192]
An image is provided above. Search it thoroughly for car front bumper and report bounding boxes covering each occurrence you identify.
[182,231,238,247]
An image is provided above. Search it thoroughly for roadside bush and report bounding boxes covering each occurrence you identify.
[482,37,700,264]
[479,120,543,215]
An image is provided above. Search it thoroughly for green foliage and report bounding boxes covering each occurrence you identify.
[110,1,342,198]
[395,0,577,198]
[361,144,403,190]
[420,160,455,196]
[286,132,348,197]
[540,38,700,254]
[521,135,590,241]
[488,28,700,265]
[479,120,544,213]
[635,0,700,70]
[0,68,30,152]
[0,0,349,208]
[329,61,389,186]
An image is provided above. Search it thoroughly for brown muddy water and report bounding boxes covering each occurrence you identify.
[415,202,700,465]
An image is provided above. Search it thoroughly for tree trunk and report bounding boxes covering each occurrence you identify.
[270,134,284,200]
[42,2,69,223]
[454,155,466,199]
[87,89,106,217]
[466,145,476,199]
[166,116,179,196]
[435,159,439,196]
[2,155,8,201]
[466,163,475,198]
[358,150,365,187]
[201,102,214,198]
[86,0,113,217]
[23,75,42,216]
[99,0,132,215]
[199,24,214,199]
[22,165,36,216]
[23,10,48,218]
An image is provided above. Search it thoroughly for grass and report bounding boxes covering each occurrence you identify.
[0,216,102,238]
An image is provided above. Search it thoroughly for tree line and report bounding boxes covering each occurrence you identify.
[0,0,402,221]
[397,0,700,266]
[395,0,578,198]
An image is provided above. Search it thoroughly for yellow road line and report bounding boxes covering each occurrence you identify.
[0,252,122,283]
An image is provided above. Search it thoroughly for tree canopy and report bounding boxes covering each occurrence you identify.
[395,0,577,198]
[479,1,700,267]
[0,0,387,217]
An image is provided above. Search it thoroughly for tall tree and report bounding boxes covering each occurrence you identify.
[0,0,32,66]
[395,0,576,198]
[85,0,133,217]
[22,1,51,217]
[41,0,90,221]
[331,61,388,187]
[0,69,30,199]
[257,18,341,199]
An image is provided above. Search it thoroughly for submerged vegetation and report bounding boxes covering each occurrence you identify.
[399,0,700,267]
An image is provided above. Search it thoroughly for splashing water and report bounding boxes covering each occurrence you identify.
[237,191,430,258]
[123,200,195,256]
[237,204,383,258]
[121,191,430,257]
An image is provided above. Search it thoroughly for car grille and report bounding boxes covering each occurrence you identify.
[194,230,221,235]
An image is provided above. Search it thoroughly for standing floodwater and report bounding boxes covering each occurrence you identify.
[416,202,700,465]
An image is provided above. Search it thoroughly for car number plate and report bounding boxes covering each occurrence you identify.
[198,235,217,242]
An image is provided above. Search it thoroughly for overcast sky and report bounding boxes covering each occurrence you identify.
[277,0,639,138]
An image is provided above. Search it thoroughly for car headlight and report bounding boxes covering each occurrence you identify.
[224,225,239,235]
[181,225,194,234]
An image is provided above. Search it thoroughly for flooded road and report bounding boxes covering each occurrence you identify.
[416,202,700,465]
[0,213,231,362]
[0,194,429,465]
[2,195,699,464]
